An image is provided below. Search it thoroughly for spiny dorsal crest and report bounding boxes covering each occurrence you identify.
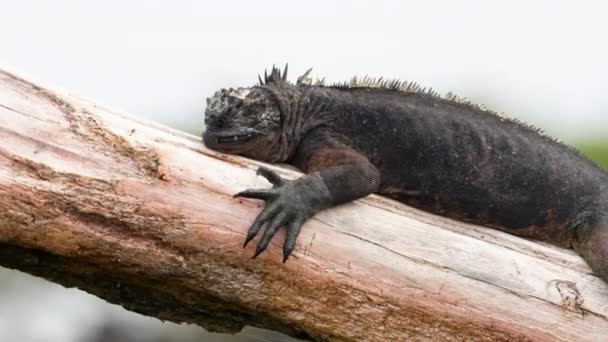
[257,66,497,116]
[251,65,571,153]
[258,64,289,85]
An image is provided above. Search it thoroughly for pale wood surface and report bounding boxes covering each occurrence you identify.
[0,67,607,341]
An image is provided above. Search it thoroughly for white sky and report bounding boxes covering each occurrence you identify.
[1,0,607,141]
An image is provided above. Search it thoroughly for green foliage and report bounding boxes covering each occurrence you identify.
[576,142,608,169]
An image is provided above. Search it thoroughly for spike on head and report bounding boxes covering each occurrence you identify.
[297,68,314,85]
[282,63,288,81]
[263,63,290,85]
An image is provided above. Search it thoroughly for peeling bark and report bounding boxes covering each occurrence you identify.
[0,67,607,341]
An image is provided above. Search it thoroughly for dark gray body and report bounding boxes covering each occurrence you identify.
[303,87,607,244]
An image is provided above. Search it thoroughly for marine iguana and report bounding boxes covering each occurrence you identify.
[202,65,608,282]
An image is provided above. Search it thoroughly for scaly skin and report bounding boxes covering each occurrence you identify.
[203,65,608,283]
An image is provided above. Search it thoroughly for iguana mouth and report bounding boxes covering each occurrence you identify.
[215,133,258,145]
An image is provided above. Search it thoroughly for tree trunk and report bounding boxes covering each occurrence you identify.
[0,67,607,341]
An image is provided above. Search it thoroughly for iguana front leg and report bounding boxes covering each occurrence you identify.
[235,132,380,261]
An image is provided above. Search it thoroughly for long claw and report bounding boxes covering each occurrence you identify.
[256,167,284,187]
[283,218,304,262]
[234,189,275,200]
[243,221,262,248]
[243,202,280,247]
[253,212,288,258]
[252,245,265,259]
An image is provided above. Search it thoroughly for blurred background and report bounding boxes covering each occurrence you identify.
[0,0,606,341]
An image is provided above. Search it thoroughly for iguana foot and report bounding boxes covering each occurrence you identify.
[235,167,332,261]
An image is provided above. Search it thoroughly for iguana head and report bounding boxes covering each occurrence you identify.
[203,86,281,157]
[203,65,295,162]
